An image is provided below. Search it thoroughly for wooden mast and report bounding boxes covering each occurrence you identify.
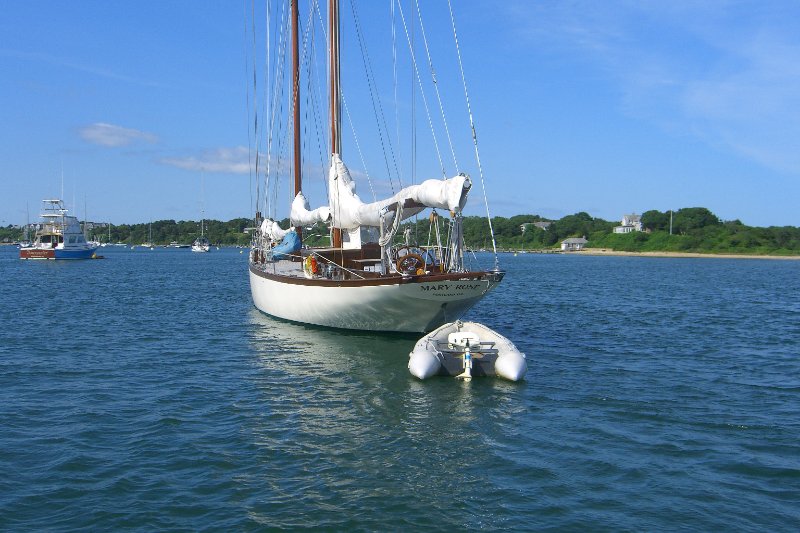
[329,0,343,248]
[292,0,302,240]
[329,0,341,155]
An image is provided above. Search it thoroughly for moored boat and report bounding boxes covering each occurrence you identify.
[246,0,505,333]
[191,235,210,253]
[19,199,98,260]
[408,321,527,381]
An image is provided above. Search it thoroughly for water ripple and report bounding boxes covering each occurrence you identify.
[1,248,799,530]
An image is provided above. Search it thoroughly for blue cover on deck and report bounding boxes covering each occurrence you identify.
[271,230,301,260]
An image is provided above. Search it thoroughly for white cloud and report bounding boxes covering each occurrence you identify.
[79,122,158,147]
[506,2,800,174]
[160,146,251,174]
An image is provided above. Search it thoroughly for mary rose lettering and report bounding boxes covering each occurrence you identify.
[420,283,480,292]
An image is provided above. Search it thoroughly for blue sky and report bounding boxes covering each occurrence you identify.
[2,1,799,227]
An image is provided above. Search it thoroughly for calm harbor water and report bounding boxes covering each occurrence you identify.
[1,246,798,530]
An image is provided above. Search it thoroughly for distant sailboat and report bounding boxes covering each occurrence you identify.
[191,219,210,253]
[192,174,210,253]
[246,0,504,332]
[140,221,154,249]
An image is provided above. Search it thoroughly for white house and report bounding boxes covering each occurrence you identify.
[613,213,643,234]
[561,237,588,251]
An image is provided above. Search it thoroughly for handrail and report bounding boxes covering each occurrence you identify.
[307,250,366,280]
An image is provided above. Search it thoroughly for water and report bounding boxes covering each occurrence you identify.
[1,246,799,531]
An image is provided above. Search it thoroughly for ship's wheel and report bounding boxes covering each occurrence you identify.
[396,253,425,273]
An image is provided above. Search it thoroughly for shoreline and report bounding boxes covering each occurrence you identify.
[577,248,800,260]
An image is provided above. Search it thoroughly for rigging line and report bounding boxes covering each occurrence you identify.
[313,1,375,203]
[414,0,459,173]
[390,0,405,186]
[264,0,279,220]
[243,0,255,221]
[312,1,363,202]
[411,0,418,241]
[248,0,260,220]
[348,0,400,194]
[307,0,330,198]
[261,0,275,221]
[312,1,330,156]
[447,0,498,264]
[266,0,282,221]
[300,1,331,201]
[395,0,447,180]
[327,1,344,248]
[266,0,290,219]
[298,3,313,198]
[341,96,376,202]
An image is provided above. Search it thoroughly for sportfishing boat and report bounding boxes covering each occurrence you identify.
[408,321,527,381]
[19,199,98,260]
[246,0,504,333]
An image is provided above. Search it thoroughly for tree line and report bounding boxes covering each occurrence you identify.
[3,207,799,255]
[392,207,800,255]
[1,218,253,246]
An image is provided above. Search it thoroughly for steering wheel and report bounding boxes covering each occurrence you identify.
[396,253,425,274]
[392,245,414,261]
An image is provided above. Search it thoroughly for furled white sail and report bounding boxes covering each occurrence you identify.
[290,191,331,227]
[327,154,471,230]
[260,218,291,241]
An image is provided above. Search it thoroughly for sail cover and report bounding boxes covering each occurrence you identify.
[260,218,291,241]
[327,154,471,230]
[290,191,331,227]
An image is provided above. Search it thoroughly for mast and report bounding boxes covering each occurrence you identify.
[329,0,343,247]
[329,0,341,155]
[291,0,303,242]
[292,0,302,197]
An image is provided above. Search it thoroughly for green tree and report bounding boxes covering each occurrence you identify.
[641,210,669,231]
[672,207,720,234]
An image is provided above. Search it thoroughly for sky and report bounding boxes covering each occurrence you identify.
[2,1,799,228]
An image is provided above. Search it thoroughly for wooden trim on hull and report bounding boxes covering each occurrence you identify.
[249,263,502,287]
[20,248,55,260]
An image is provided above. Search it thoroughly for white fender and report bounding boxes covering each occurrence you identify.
[495,352,527,382]
[408,348,441,379]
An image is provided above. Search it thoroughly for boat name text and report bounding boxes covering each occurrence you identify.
[420,283,480,292]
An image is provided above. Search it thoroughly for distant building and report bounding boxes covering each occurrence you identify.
[613,213,643,234]
[561,237,588,251]
[520,221,552,233]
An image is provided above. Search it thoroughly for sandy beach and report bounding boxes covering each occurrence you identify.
[578,248,800,260]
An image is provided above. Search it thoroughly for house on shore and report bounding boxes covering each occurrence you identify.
[613,213,643,234]
[561,237,588,251]
[520,221,552,233]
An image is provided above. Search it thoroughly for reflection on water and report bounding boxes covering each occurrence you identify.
[242,308,530,529]
[247,308,415,374]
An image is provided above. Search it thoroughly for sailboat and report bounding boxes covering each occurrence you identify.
[140,221,154,250]
[247,0,504,333]
[191,218,210,253]
[192,175,210,253]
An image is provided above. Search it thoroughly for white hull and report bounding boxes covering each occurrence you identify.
[249,263,501,333]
